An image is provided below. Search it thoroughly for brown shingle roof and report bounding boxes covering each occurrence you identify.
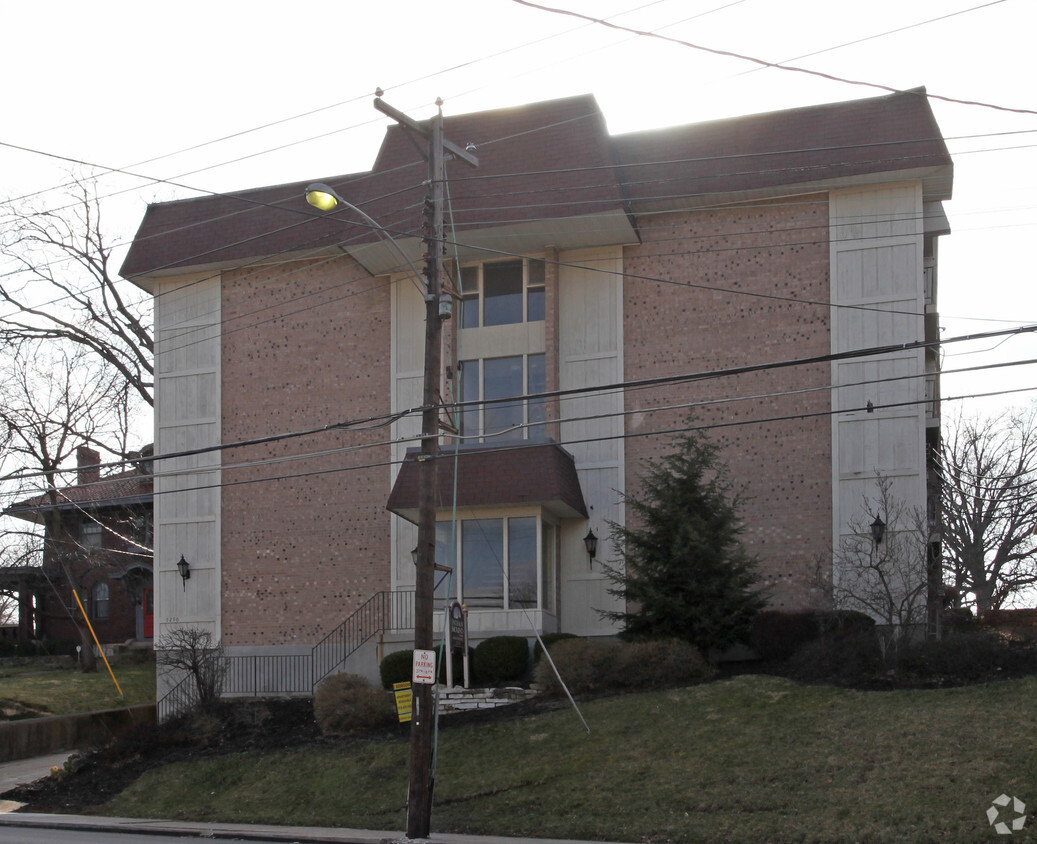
[121,89,951,281]
[387,442,588,523]
[612,87,952,207]
[4,467,153,525]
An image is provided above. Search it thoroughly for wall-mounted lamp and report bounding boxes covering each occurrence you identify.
[583,528,599,563]
[870,515,886,546]
[176,555,191,591]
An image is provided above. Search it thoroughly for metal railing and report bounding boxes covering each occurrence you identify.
[224,654,311,696]
[156,673,199,722]
[311,590,415,687]
[156,590,417,720]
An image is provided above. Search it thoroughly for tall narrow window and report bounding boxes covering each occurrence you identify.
[483,261,524,326]
[80,521,103,549]
[462,518,504,607]
[92,582,110,620]
[508,517,537,608]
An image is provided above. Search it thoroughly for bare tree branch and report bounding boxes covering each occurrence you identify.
[941,407,1037,613]
[0,176,153,406]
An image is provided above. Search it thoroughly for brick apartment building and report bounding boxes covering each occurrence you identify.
[121,89,952,691]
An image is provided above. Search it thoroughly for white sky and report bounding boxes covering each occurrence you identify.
[2,0,1036,419]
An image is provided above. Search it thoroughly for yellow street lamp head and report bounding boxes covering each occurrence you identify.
[305,183,341,212]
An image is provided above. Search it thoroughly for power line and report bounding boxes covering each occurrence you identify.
[511,0,1037,116]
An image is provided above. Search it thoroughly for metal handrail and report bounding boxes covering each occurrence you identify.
[310,590,415,687]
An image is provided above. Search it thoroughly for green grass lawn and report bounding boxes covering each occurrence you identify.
[102,674,1037,843]
[0,661,155,715]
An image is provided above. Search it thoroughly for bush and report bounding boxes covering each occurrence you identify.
[785,631,883,683]
[379,649,412,689]
[472,636,529,685]
[613,639,716,689]
[533,633,578,663]
[899,631,1037,682]
[751,610,876,662]
[534,638,617,697]
[314,673,394,734]
[534,637,715,697]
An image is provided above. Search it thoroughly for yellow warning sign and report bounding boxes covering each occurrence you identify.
[393,681,413,723]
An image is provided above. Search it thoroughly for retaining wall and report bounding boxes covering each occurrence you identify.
[0,705,156,763]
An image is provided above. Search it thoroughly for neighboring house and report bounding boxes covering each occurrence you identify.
[121,89,952,692]
[2,446,155,648]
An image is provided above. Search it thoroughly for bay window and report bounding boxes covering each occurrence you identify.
[435,513,556,611]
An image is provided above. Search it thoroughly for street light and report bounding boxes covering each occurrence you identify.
[303,101,476,839]
[305,183,428,292]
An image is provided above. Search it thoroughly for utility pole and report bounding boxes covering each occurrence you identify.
[374,95,477,841]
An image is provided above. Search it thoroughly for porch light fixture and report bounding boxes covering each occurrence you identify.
[870,515,886,546]
[176,555,191,590]
[583,528,598,562]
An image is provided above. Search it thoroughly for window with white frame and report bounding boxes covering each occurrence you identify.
[459,353,546,442]
[435,514,556,611]
[460,259,546,329]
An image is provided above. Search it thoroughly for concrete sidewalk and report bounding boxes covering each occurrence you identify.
[0,751,71,808]
[0,812,628,844]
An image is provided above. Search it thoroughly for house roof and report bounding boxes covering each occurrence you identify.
[4,466,153,525]
[387,442,588,523]
[121,88,951,284]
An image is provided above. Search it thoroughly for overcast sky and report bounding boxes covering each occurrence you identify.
[3,0,1036,418]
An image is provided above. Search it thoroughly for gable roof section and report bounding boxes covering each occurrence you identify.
[121,89,952,283]
[613,87,951,209]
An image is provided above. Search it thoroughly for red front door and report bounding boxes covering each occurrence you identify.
[142,588,154,638]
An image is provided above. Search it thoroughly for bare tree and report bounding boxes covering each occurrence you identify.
[833,477,930,666]
[0,176,153,406]
[941,408,1037,614]
[155,628,227,710]
[0,341,137,670]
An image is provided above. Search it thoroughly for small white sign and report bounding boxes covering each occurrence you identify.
[412,648,437,684]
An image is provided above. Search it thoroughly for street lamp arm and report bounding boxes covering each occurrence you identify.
[305,183,428,294]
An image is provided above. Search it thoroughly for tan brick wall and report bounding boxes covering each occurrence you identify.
[622,196,832,609]
[220,257,394,646]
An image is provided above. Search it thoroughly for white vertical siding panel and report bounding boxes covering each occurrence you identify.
[153,273,222,641]
[557,247,625,635]
[830,183,927,553]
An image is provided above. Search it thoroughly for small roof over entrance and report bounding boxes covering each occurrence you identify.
[387,442,588,523]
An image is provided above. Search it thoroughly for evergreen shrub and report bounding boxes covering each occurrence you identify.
[472,636,529,685]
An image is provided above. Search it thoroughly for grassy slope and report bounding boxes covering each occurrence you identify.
[103,674,1037,843]
[0,663,155,715]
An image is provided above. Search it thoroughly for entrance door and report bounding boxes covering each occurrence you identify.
[142,588,154,638]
